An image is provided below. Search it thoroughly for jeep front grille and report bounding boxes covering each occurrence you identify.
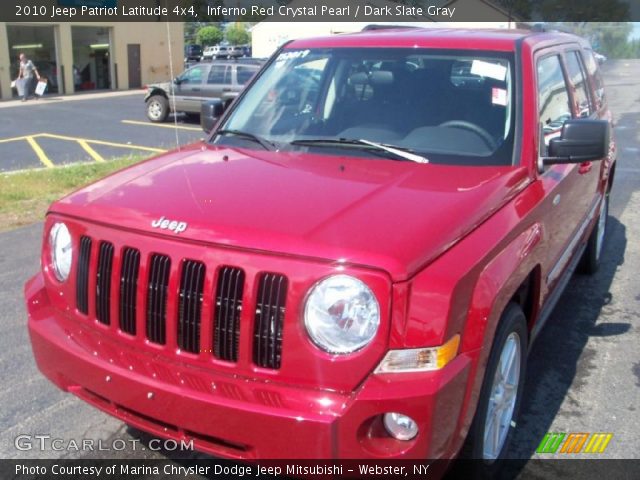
[177,259,205,354]
[253,273,288,370]
[76,236,92,315]
[214,266,245,362]
[95,241,114,325]
[73,237,288,370]
[146,254,171,345]
[119,247,140,335]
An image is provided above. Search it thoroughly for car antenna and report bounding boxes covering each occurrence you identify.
[165,20,181,151]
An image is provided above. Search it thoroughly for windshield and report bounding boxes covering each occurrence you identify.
[213,47,516,165]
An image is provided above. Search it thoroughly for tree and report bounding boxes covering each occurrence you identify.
[184,21,205,45]
[196,25,223,46]
[549,22,635,58]
[226,23,250,46]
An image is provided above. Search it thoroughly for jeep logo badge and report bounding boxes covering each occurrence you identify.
[151,216,187,235]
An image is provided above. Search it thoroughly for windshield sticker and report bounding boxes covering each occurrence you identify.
[492,87,508,106]
[276,50,310,62]
[471,60,507,81]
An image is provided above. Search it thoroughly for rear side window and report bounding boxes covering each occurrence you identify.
[208,65,231,84]
[537,55,571,153]
[584,49,606,109]
[236,66,257,85]
[565,51,592,117]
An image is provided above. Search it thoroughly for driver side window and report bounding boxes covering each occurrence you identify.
[181,66,205,84]
[537,55,571,156]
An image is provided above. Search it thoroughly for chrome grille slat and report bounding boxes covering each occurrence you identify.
[95,241,114,325]
[76,236,92,314]
[146,254,170,345]
[253,273,288,369]
[178,259,205,354]
[119,247,140,335]
[213,266,245,362]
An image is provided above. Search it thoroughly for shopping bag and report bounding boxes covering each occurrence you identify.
[15,78,26,97]
[35,79,48,96]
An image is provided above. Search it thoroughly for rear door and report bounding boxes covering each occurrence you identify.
[203,63,232,102]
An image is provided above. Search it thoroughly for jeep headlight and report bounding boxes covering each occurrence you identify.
[304,275,380,354]
[49,222,72,282]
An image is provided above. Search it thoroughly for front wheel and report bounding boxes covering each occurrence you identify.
[462,303,527,476]
[146,95,169,123]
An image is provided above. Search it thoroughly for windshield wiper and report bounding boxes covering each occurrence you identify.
[215,129,277,151]
[290,138,428,164]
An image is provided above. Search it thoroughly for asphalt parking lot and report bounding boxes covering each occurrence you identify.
[0,91,203,172]
[0,60,638,477]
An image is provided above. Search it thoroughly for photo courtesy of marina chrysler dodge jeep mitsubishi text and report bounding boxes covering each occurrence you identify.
[26,28,615,474]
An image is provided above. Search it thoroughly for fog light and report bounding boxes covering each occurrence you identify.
[383,413,418,441]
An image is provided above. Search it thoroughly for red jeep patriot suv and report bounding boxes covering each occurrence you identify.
[26,29,615,469]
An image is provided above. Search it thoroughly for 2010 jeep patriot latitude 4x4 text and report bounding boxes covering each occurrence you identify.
[26,29,615,468]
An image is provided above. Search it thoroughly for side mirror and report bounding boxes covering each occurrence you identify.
[544,119,609,166]
[174,77,183,85]
[201,99,225,133]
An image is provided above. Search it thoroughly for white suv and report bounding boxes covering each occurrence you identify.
[202,45,244,61]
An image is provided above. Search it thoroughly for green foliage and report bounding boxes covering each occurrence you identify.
[550,22,639,58]
[184,21,205,45]
[196,25,224,46]
[0,155,143,231]
[225,23,250,46]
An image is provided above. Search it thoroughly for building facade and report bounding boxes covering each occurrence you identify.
[0,22,183,100]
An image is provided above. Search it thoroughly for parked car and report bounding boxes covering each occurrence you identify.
[201,44,243,60]
[200,45,217,61]
[144,61,262,122]
[184,44,202,62]
[26,29,615,474]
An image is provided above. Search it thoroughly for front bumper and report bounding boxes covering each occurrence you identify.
[26,272,471,459]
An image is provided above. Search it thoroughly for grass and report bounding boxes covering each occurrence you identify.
[0,155,146,232]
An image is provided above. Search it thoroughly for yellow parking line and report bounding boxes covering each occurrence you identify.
[122,120,202,132]
[38,133,166,153]
[0,135,30,144]
[25,136,54,168]
[78,140,105,163]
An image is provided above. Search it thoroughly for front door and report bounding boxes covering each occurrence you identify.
[127,44,141,89]
[535,49,600,292]
[174,64,208,112]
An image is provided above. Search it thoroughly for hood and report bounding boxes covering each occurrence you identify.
[53,144,530,280]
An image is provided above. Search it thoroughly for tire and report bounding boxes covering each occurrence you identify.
[461,303,527,477]
[146,95,169,123]
[185,113,200,123]
[580,193,609,274]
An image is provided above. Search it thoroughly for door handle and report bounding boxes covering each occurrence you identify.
[579,161,592,174]
[192,88,201,92]
[222,88,232,92]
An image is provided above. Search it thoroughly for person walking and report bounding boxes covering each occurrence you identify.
[17,53,40,102]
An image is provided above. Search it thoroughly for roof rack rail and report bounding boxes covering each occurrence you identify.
[361,24,422,32]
